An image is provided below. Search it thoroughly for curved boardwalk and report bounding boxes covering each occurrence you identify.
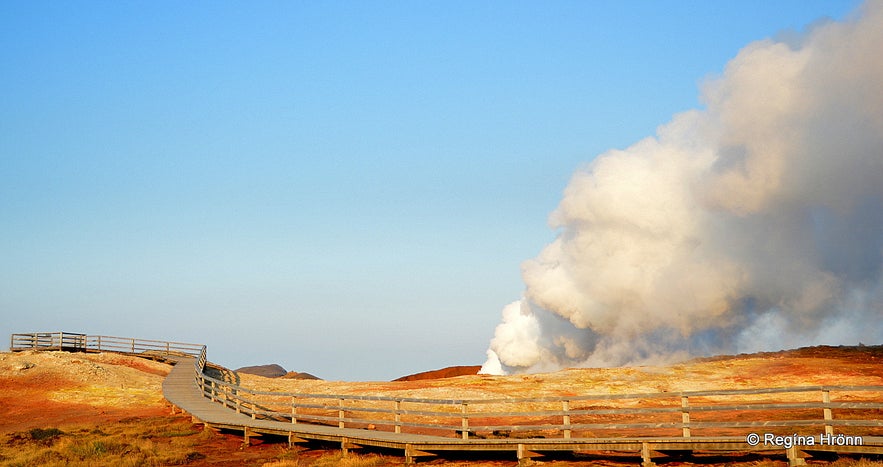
[162,357,754,465]
[156,352,883,466]
[12,332,883,466]
[162,355,459,462]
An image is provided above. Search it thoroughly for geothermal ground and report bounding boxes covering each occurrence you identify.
[1,346,883,466]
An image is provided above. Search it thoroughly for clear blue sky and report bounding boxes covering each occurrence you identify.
[1,1,861,381]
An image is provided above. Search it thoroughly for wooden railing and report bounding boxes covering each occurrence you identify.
[195,368,883,440]
[12,331,883,444]
[10,332,204,359]
[10,332,87,351]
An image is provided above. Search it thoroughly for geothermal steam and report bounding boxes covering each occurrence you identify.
[482,1,883,375]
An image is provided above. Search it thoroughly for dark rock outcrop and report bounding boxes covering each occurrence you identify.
[235,364,287,378]
[281,371,322,380]
[394,365,481,382]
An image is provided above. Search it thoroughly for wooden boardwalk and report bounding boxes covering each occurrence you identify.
[161,356,768,464]
[12,332,883,466]
[160,357,883,466]
[162,355,461,462]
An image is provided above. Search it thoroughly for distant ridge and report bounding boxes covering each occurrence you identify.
[281,371,321,380]
[235,364,322,380]
[394,365,481,382]
[236,364,287,378]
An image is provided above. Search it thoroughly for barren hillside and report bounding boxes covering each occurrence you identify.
[0,350,170,432]
[1,345,882,466]
[239,345,883,400]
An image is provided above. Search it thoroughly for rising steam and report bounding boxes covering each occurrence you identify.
[482,1,883,375]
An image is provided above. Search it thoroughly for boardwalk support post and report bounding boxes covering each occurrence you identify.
[341,438,360,456]
[517,443,541,465]
[642,442,656,467]
[404,444,434,465]
[404,444,415,465]
[786,445,808,466]
[287,433,307,447]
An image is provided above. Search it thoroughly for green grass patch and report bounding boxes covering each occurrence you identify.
[0,417,210,466]
[28,427,63,442]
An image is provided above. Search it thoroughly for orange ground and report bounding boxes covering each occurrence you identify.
[1,345,882,466]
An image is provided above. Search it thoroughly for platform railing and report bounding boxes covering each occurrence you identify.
[10,331,86,351]
[10,331,203,359]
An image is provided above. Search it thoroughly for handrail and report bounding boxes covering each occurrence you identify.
[194,368,883,440]
[10,331,203,358]
[12,331,883,444]
[196,370,883,405]
[12,330,209,395]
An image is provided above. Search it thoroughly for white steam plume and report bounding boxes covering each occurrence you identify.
[482,1,883,375]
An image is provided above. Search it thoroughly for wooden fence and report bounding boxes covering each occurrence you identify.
[10,331,204,360]
[195,367,883,441]
[11,332,883,448]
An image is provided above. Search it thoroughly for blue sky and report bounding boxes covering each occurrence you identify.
[1,1,862,381]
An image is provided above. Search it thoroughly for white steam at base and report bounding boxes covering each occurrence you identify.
[482,1,883,375]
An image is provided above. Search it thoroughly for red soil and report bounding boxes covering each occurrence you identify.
[393,365,482,381]
[0,371,166,432]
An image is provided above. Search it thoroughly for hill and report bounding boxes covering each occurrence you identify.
[393,364,481,381]
[1,345,882,466]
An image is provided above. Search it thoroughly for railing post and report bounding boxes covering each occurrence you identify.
[339,398,346,429]
[395,400,402,434]
[563,400,572,439]
[822,390,833,436]
[97,335,102,351]
[461,402,469,440]
[291,396,297,424]
[681,395,691,438]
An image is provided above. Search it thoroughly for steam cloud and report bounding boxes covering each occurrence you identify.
[482,1,883,375]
